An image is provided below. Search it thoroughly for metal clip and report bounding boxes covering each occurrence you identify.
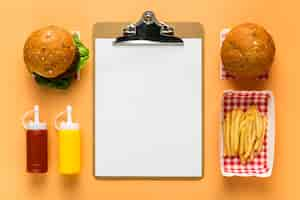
[114,11,183,46]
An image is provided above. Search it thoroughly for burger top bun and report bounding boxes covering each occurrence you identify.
[24,25,76,78]
[221,23,275,78]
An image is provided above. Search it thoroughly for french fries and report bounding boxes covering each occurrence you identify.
[222,106,267,164]
[230,110,236,156]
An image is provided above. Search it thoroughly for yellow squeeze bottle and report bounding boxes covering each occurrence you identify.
[55,105,80,175]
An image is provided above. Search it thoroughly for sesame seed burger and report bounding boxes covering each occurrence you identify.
[24,25,89,89]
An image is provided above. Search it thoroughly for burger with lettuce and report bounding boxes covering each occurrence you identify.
[23,25,89,89]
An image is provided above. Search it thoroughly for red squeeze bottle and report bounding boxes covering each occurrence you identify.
[22,105,48,173]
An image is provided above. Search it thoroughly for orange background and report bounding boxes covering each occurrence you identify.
[0,0,298,199]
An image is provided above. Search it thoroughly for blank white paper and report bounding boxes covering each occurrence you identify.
[95,38,202,177]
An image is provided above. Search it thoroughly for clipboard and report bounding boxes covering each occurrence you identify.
[94,11,204,178]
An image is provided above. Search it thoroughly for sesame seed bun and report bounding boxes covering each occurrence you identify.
[24,25,76,78]
[221,23,275,78]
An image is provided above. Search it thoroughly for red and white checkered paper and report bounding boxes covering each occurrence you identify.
[220,29,269,80]
[222,91,271,176]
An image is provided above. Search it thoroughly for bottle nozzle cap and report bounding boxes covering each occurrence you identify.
[55,105,79,130]
[33,105,40,124]
[22,105,47,130]
[66,105,72,123]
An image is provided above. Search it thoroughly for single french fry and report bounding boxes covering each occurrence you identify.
[257,116,267,153]
[234,109,240,156]
[234,110,243,155]
[245,106,256,122]
[255,110,262,138]
[252,108,259,141]
[239,125,245,156]
[239,111,248,155]
[239,112,248,128]
[249,150,255,162]
[249,138,257,162]
[241,122,248,162]
[256,135,265,153]
[226,112,232,156]
[230,109,236,156]
[254,115,262,151]
[224,112,230,156]
[223,114,230,156]
[243,116,251,154]
[243,119,249,158]
[251,119,256,144]
[254,138,260,151]
[257,140,264,153]
[250,122,255,143]
[223,120,227,156]
[245,122,254,158]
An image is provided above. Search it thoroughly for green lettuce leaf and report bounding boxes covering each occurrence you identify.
[73,34,89,71]
[34,74,72,89]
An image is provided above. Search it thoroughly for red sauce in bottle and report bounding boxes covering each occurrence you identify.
[26,129,48,173]
[23,105,48,173]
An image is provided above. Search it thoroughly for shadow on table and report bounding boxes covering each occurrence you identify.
[29,174,47,187]
[60,175,79,188]
[223,176,273,193]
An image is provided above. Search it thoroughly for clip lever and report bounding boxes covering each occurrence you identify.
[114,11,183,46]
